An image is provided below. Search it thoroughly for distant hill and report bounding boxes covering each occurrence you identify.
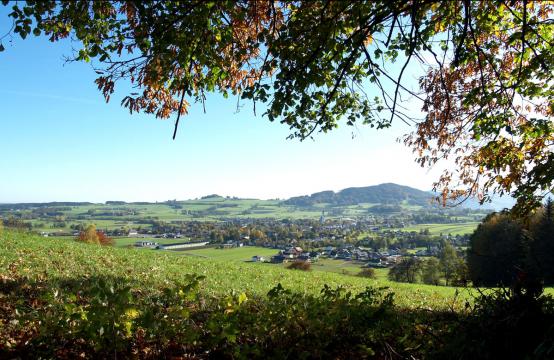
[283,183,435,207]
[0,202,94,210]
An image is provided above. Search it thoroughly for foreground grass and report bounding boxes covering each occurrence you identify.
[2,230,553,359]
[1,231,468,310]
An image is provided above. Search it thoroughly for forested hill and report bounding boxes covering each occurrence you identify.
[283,183,434,207]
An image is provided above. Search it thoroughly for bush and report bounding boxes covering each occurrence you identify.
[97,231,114,246]
[357,268,376,279]
[437,288,554,359]
[286,260,311,271]
[76,224,113,246]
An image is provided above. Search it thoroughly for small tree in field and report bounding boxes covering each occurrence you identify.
[388,257,423,283]
[422,257,441,286]
[77,225,99,244]
[76,224,113,246]
[97,231,114,246]
[438,242,460,286]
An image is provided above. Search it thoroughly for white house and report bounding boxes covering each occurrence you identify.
[135,241,158,248]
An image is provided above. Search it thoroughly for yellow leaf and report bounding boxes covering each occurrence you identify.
[238,293,247,305]
[125,308,140,319]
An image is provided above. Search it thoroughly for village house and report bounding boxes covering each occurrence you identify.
[251,255,266,262]
[367,251,382,261]
[309,251,321,260]
[221,240,244,249]
[283,246,303,257]
[270,254,287,263]
[364,260,388,268]
[135,240,158,248]
[297,253,311,262]
[156,241,209,250]
[335,249,352,260]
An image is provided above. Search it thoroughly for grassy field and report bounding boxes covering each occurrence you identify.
[3,229,552,359]
[310,258,389,279]
[0,230,472,310]
[396,222,479,235]
[180,246,278,261]
[113,237,191,248]
[179,246,389,278]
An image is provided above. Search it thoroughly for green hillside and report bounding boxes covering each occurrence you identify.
[0,230,466,308]
[2,230,552,359]
[396,222,480,235]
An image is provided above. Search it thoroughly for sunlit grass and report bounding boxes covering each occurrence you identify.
[1,230,478,310]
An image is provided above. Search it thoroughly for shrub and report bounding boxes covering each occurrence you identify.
[438,288,554,359]
[76,224,100,244]
[76,224,113,246]
[286,260,311,271]
[357,268,376,279]
[97,231,114,246]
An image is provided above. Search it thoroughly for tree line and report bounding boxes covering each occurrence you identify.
[468,199,554,287]
[388,200,554,289]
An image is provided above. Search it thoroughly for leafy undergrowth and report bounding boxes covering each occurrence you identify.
[1,231,553,358]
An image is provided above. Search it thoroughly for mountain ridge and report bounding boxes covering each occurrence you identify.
[283,183,435,207]
[0,183,515,211]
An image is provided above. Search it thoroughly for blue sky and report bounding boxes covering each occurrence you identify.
[0,9,440,203]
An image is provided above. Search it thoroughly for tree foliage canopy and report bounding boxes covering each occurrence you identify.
[2,0,554,210]
[468,200,554,287]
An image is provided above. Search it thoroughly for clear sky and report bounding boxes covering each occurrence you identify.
[0,9,442,203]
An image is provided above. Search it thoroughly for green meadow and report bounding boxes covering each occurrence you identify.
[181,246,278,260]
[179,246,389,278]
[396,222,479,235]
[1,230,471,310]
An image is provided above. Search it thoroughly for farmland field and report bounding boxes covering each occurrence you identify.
[180,246,278,261]
[179,246,389,278]
[310,258,389,279]
[0,194,489,234]
[395,222,479,235]
[112,237,191,248]
[0,230,471,309]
